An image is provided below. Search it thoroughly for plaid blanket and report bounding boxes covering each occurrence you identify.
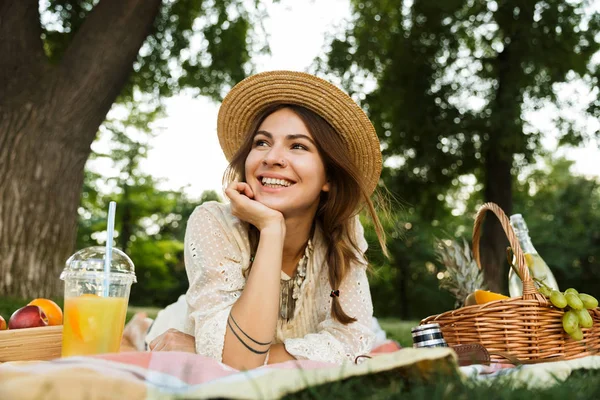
[0,346,456,400]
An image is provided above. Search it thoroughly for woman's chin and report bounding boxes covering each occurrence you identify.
[254,197,287,214]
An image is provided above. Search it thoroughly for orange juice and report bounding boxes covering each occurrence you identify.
[61,294,128,357]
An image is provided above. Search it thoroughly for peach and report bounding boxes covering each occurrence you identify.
[28,298,63,326]
[8,305,49,329]
[0,315,6,330]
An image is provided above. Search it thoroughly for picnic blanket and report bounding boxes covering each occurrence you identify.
[0,347,457,399]
[3,349,599,399]
[462,355,600,388]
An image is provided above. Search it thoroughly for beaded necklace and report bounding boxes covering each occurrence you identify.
[280,244,309,321]
[250,240,313,321]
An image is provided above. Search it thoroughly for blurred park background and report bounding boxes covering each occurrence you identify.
[1,0,599,322]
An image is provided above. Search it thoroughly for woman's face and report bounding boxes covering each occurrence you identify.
[244,108,330,218]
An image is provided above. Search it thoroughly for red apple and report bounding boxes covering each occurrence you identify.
[8,305,48,329]
[0,315,6,330]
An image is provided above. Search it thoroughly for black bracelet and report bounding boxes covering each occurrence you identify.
[229,313,272,346]
[226,317,270,355]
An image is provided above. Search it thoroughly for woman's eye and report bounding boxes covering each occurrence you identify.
[291,143,308,150]
[254,140,268,147]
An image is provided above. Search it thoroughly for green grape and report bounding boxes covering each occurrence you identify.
[575,309,594,329]
[564,288,579,295]
[550,290,568,308]
[562,310,579,334]
[565,292,584,310]
[569,327,584,341]
[578,293,599,310]
[538,285,552,297]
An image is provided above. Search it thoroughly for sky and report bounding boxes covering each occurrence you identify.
[135,0,354,197]
[95,0,600,199]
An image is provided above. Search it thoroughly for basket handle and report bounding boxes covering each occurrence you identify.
[472,202,539,299]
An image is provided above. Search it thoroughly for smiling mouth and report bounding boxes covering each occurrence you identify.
[260,176,294,188]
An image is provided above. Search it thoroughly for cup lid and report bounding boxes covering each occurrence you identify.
[61,246,136,282]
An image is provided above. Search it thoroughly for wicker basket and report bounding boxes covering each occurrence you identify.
[0,325,62,362]
[421,202,600,363]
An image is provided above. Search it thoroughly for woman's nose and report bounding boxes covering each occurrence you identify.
[262,148,287,167]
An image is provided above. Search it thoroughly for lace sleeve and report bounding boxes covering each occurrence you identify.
[284,217,375,364]
[184,203,248,362]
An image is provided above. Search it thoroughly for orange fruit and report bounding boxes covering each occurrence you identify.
[65,294,100,342]
[66,301,83,340]
[464,290,510,306]
[473,290,509,305]
[28,298,63,326]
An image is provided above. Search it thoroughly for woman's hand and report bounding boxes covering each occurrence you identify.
[265,343,296,364]
[121,312,153,351]
[225,181,284,232]
[149,329,196,353]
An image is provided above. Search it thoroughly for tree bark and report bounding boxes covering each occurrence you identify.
[480,0,535,293]
[480,150,513,293]
[480,46,518,294]
[0,0,161,298]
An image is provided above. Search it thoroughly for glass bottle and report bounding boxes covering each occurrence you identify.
[508,214,559,297]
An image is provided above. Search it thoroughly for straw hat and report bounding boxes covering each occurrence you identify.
[217,70,382,195]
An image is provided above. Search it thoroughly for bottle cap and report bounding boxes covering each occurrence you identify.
[510,213,529,234]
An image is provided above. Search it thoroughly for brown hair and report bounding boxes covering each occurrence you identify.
[223,104,388,324]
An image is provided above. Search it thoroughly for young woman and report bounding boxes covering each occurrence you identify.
[126,71,388,370]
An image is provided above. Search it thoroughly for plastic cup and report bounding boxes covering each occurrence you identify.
[60,246,136,357]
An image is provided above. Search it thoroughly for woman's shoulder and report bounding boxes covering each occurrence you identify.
[190,201,233,222]
[184,202,251,279]
[187,201,249,248]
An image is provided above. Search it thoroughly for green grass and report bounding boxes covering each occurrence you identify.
[378,318,418,348]
[284,369,600,399]
[126,305,160,323]
[0,297,32,320]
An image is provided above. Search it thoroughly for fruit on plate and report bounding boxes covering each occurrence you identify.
[0,315,6,330]
[28,298,63,326]
[464,290,510,306]
[8,305,49,329]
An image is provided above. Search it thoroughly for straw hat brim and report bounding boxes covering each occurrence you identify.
[217,71,382,195]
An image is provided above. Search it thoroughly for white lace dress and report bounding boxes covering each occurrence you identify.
[152,201,376,364]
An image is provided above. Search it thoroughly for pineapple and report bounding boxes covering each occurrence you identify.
[435,238,485,308]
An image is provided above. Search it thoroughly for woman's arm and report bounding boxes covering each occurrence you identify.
[265,343,296,364]
[186,182,288,370]
[222,220,285,369]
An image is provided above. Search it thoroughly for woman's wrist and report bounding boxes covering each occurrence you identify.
[258,217,285,236]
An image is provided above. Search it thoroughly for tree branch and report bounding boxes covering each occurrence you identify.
[54,0,162,138]
[0,0,48,99]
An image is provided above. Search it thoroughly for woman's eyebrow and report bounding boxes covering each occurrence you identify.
[286,134,316,146]
[255,130,316,146]
[255,130,272,138]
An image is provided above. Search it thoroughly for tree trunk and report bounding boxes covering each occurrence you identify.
[479,1,535,294]
[0,104,88,298]
[0,0,161,298]
[480,150,513,293]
